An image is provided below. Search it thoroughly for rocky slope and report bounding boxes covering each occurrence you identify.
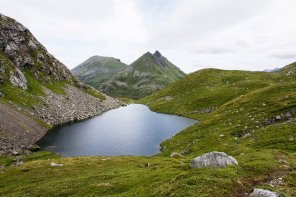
[100,51,186,99]
[71,56,127,89]
[0,13,123,155]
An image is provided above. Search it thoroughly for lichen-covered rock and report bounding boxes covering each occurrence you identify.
[250,188,283,197]
[190,151,238,169]
[10,68,27,90]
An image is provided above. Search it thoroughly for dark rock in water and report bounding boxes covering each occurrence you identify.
[190,151,238,168]
[250,188,283,197]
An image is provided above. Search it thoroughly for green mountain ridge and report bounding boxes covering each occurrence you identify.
[100,50,186,99]
[71,56,127,89]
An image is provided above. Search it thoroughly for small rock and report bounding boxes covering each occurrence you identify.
[15,161,23,166]
[170,151,182,158]
[250,188,283,197]
[190,151,238,169]
[0,164,6,168]
[144,163,150,167]
[242,133,251,139]
[29,144,40,151]
[219,134,224,137]
[0,89,4,98]
[12,151,19,156]
[22,150,31,155]
[288,138,294,142]
[50,162,63,167]
[285,112,292,118]
[276,115,281,120]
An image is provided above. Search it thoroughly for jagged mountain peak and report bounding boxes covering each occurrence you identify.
[100,51,186,99]
[153,50,162,58]
[143,50,162,59]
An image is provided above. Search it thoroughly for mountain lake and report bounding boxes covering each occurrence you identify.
[38,104,197,157]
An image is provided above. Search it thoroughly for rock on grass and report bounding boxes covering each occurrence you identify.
[190,151,238,169]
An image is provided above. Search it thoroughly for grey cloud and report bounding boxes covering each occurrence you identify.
[192,48,234,55]
[272,54,296,59]
[146,0,273,48]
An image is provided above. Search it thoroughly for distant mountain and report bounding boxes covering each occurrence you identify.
[100,51,186,99]
[71,56,127,89]
[263,68,280,72]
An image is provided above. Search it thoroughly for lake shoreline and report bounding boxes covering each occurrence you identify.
[37,104,197,158]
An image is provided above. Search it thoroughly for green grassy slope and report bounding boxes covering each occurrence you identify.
[0,52,105,112]
[139,67,291,120]
[0,64,295,196]
[101,51,186,99]
[71,56,127,89]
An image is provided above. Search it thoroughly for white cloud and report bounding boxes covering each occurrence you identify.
[1,0,296,73]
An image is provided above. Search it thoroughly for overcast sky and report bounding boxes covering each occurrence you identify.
[1,0,296,73]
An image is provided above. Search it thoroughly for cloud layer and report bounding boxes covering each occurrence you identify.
[1,0,296,72]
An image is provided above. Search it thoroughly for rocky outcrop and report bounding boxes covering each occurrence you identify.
[190,107,218,115]
[190,151,238,168]
[9,68,27,90]
[0,13,86,88]
[250,188,283,197]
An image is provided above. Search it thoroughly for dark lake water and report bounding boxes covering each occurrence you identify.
[38,104,197,157]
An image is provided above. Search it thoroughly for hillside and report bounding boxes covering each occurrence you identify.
[139,66,295,120]
[71,56,127,89]
[0,64,295,196]
[0,13,122,155]
[100,51,186,99]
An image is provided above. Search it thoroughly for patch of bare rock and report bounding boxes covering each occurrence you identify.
[250,188,283,197]
[190,151,238,169]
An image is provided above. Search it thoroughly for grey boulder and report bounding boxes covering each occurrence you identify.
[190,151,238,169]
[250,188,283,197]
[10,68,27,90]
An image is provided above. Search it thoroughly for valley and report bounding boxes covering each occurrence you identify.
[0,12,295,197]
